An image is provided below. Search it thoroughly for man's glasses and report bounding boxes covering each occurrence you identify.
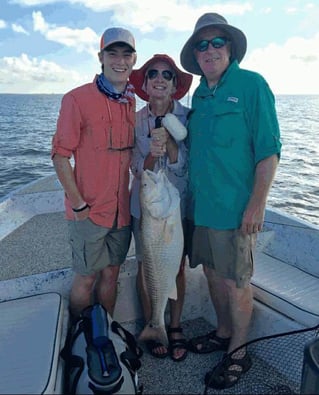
[147,69,174,81]
[194,37,230,52]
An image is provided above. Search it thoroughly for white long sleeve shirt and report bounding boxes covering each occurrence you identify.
[130,100,190,219]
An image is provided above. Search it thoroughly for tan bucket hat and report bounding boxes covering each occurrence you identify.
[180,13,247,75]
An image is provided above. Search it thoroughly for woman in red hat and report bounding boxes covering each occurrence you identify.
[130,54,193,362]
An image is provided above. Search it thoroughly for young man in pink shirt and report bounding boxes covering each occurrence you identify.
[51,27,137,319]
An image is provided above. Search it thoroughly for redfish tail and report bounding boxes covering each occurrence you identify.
[138,324,168,347]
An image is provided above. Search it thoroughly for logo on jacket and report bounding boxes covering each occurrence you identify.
[227,97,239,103]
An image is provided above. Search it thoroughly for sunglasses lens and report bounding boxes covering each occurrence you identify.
[212,37,228,48]
[195,37,229,51]
[147,69,158,79]
[147,69,174,81]
[195,40,209,52]
[162,70,173,81]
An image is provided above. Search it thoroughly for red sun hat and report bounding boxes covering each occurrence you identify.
[130,54,193,101]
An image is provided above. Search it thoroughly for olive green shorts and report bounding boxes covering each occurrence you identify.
[190,226,256,288]
[68,219,131,275]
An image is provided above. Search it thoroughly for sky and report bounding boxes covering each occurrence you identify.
[1,0,319,95]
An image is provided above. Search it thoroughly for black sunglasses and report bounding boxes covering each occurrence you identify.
[147,69,174,81]
[195,37,230,52]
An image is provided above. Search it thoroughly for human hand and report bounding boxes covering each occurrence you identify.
[74,206,90,221]
[240,203,265,235]
[150,127,168,157]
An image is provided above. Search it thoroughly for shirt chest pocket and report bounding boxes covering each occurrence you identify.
[211,103,246,147]
[84,117,111,151]
[85,117,135,152]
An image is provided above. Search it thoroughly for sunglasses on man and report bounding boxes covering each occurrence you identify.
[147,69,175,81]
[195,36,230,52]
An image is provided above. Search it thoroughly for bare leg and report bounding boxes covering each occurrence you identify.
[169,262,186,327]
[69,272,96,318]
[203,266,232,339]
[204,267,253,352]
[96,265,120,317]
[225,279,253,355]
[168,257,187,360]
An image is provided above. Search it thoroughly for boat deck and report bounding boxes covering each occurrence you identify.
[138,316,316,394]
[1,175,319,394]
[0,211,70,280]
[0,208,315,394]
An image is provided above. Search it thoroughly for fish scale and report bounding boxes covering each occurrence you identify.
[138,169,183,346]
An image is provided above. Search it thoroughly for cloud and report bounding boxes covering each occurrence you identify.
[13,0,253,33]
[4,0,319,94]
[32,10,49,32]
[9,0,57,5]
[286,7,298,15]
[12,23,29,34]
[0,53,88,93]
[32,11,99,56]
[0,20,7,29]
[242,33,319,94]
[105,1,253,33]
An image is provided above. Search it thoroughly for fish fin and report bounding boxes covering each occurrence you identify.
[163,217,176,243]
[138,324,168,347]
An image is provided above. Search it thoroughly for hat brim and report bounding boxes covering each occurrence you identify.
[180,24,247,75]
[130,54,193,101]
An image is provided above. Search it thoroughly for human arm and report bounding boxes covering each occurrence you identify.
[131,109,185,173]
[131,126,178,172]
[240,154,279,235]
[52,153,89,220]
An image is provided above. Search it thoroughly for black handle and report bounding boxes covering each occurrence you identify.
[155,116,164,128]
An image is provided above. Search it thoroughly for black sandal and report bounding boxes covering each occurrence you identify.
[205,351,252,389]
[145,339,169,359]
[188,330,230,354]
[167,326,188,362]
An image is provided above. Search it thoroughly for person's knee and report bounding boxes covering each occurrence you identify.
[73,273,96,291]
[225,279,252,301]
[100,264,120,284]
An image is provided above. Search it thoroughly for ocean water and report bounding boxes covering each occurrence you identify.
[0,93,318,226]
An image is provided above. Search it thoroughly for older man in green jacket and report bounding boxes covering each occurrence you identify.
[180,12,281,390]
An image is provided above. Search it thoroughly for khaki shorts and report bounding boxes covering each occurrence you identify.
[190,226,256,288]
[68,219,131,275]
